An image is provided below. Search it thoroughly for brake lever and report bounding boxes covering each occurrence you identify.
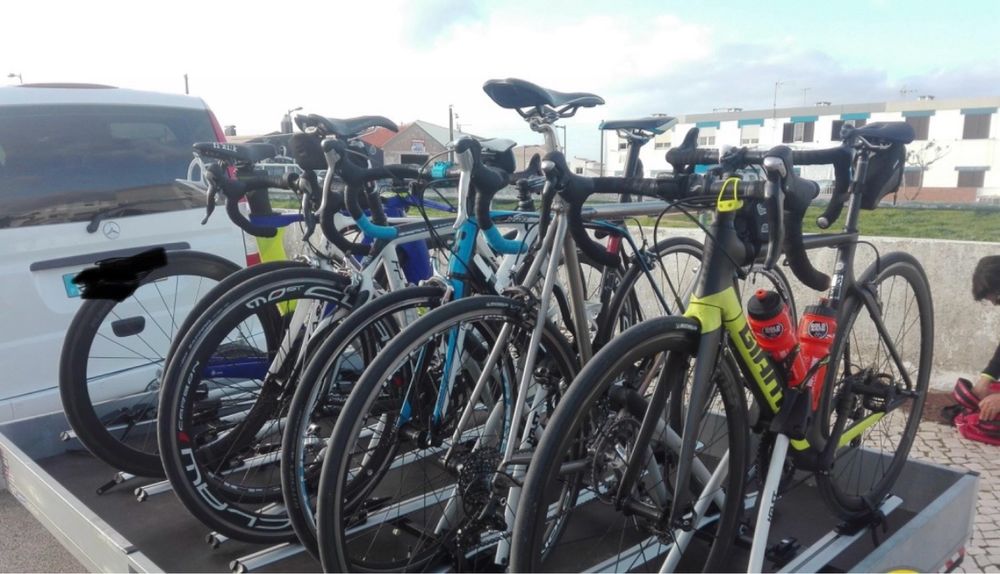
[201,184,218,225]
[762,156,787,270]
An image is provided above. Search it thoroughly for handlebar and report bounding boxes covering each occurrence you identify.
[456,138,529,255]
[323,138,434,242]
[546,140,848,291]
[202,163,297,238]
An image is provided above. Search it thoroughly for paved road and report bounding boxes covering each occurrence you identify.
[910,414,998,572]
[0,490,82,572]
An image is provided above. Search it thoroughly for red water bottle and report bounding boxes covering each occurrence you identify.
[747,289,808,386]
[798,300,837,408]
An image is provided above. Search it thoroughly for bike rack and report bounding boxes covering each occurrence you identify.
[230,542,306,573]
[0,407,979,573]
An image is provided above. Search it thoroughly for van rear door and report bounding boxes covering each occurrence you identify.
[0,102,247,421]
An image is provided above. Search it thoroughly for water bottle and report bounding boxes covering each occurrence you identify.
[798,300,838,406]
[747,289,808,387]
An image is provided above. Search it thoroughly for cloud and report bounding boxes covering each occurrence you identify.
[2,2,995,159]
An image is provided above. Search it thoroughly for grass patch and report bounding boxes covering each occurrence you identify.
[271,194,998,242]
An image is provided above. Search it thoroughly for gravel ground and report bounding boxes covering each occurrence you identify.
[0,490,82,573]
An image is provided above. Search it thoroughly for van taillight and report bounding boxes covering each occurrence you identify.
[207,109,227,143]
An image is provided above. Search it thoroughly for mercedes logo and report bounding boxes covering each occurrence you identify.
[102,221,121,240]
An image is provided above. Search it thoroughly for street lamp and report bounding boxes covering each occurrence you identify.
[282,106,303,134]
[7,73,22,84]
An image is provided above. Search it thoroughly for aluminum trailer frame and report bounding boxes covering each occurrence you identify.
[0,408,978,573]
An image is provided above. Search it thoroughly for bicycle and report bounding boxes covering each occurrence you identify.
[153,128,544,544]
[58,114,408,480]
[510,121,932,573]
[58,140,303,479]
[311,79,796,572]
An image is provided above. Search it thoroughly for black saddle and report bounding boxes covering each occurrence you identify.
[844,121,915,144]
[483,78,604,110]
[192,142,277,164]
[295,114,398,138]
[600,116,677,134]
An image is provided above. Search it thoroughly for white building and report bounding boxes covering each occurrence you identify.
[603,96,1000,201]
[569,156,603,177]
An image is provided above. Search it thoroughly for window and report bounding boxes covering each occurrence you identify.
[740,125,760,145]
[782,123,794,143]
[697,127,716,146]
[618,142,628,150]
[963,114,991,139]
[0,104,216,229]
[957,169,986,188]
[653,142,670,149]
[903,169,922,188]
[574,167,583,174]
[906,116,930,140]
[831,120,844,140]
[792,122,815,143]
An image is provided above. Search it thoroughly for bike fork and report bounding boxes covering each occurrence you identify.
[747,432,790,573]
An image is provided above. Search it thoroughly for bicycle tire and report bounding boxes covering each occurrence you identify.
[511,316,749,573]
[316,294,577,572]
[813,252,933,519]
[59,250,240,477]
[157,266,353,543]
[280,285,448,558]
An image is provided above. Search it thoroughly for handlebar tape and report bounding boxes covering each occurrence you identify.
[794,146,852,229]
[325,138,421,241]
[205,164,295,238]
[466,141,524,254]
[318,189,372,255]
[783,167,831,292]
[542,151,621,267]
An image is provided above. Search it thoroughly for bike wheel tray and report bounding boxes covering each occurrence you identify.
[0,409,978,573]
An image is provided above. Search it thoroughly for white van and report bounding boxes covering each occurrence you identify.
[0,84,250,422]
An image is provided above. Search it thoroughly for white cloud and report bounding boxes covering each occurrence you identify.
[3,1,997,160]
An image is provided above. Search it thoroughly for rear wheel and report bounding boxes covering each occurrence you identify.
[814,252,933,518]
[59,251,240,477]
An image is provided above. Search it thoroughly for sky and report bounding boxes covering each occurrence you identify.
[3,0,998,159]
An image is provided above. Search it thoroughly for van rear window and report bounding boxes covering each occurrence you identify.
[0,104,216,229]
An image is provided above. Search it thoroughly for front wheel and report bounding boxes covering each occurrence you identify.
[813,252,933,519]
[511,316,749,573]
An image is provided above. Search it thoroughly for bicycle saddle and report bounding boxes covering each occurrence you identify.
[193,142,277,164]
[843,121,915,144]
[482,78,605,110]
[600,116,677,134]
[295,114,399,138]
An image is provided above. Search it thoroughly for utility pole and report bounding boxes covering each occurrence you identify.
[599,123,604,177]
[801,87,811,105]
[772,80,785,141]
[448,104,454,162]
[184,73,189,95]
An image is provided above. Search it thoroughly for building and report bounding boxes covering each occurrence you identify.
[603,96,1000,202]
[382,120,476,166]
[569,156,603,177]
